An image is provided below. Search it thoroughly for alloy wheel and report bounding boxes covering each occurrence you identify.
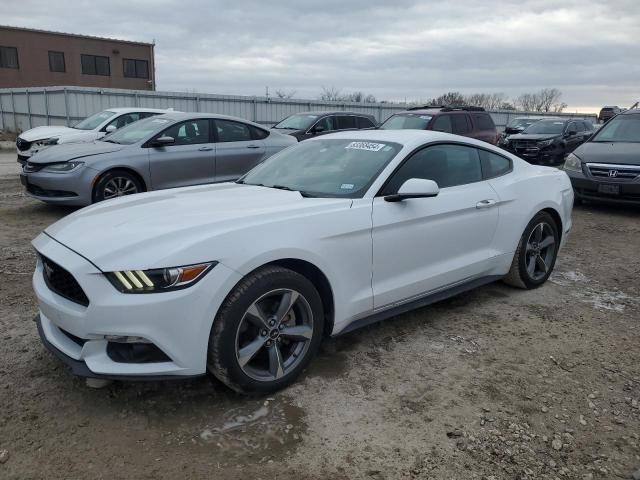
[525,222,556,281]
[103,177,139,199]
[235,289,314,382]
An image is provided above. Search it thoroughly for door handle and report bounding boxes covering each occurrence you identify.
[246,145,260,149]
[476,199,497,209]
[198,146,214,151]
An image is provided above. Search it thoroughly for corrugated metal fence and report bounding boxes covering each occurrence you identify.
[0,86,597,133]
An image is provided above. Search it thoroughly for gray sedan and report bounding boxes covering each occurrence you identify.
[20,113,297,206]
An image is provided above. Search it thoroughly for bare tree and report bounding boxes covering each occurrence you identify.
[319,86,343,102]
[515,88,566,112]
[274,89,297,99]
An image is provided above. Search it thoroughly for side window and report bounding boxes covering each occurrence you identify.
[357,116,375,128]
[106,113,143,130]
[472,113,495,130]
[215,119,252,142]
[160,119,210,145]
[479,150,512,179]
[313,116,335,132]
[382,144,482,194]
[432,115,453,133]
[250,125,270,140]
[337,116,357,130]
[452,114,471,134]
[567,122,578,134]
[583,121,593,132]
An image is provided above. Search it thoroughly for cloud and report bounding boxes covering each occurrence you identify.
[3,0,639,110]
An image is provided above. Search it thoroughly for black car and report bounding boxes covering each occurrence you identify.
[598,106,621,123]
[564,108,640,205]
[272,111,377,141]
[506,118,593,164]
[497,117,541,147]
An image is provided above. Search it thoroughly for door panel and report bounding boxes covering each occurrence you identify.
[149,119,215,190]
[213,119,266,182]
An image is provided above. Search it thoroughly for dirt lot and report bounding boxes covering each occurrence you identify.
[0,157,639,479]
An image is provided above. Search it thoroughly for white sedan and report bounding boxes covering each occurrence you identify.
[16,107,174,164]
[32,130,573,393]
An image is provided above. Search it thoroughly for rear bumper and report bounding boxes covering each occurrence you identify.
[566,170,640,204]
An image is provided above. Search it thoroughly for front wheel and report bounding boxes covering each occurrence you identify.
[208,266,324,394]
[92,170,143,203]
[503,212,559,289]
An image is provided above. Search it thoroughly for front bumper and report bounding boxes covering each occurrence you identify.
[32,233,242,379]
[566,168,640,205]
[507,144,564,164]
[21,165,95,206]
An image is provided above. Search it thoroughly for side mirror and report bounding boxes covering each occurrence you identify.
[152,136,175,146]
[312,125,325,134]
[105,125,117,133]
[384,178,440,202]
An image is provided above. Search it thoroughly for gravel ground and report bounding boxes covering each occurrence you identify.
[0,163,639,480]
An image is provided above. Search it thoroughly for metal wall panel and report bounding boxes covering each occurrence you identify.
[0,86,598,132]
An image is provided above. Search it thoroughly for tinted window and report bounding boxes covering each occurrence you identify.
[383,144,482,193]
[81,54,110,76]
[250,126,270,140]
[380,113,431,130]
[161,119,210,145]
[452,114,471,134]
[105,112,148,130]
[480,150,512,179]
[123,58,149,79]
[215,119,252,142]
[357,116,375,128]
[48,51,65,72]
[0,46,19,69]
[314,116,336,132]
[567,122,579,133]
[583,121,593,131]
[432,115,453,133]
[473,113,495,130]
[337,116,357,130]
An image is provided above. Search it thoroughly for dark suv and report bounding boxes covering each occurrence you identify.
[598,106,621,123]
[564,108,640,205]
[272,111,377,141]
[379,106,498,145]
[506,118,593,164]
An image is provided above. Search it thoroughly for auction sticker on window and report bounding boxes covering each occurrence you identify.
[345,141,386,152]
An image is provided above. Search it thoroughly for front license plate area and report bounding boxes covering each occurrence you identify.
[598,184,620,195]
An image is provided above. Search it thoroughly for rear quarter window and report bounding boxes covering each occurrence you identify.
[472,113,495,131]
[480,150,512,179]
[250,126,270,140]
[357,116,375,128]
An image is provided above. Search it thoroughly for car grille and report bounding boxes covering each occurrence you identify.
[41,255,90,307]
[587,163,640,182]
[512,140,539,149]
[23,162,45,173]
[16,137,32,151]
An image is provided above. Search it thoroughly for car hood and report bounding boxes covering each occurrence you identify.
[42,183,351,271]
[574,142,640,165]
[19,126,83,142]
[509,134,560,141]
[28,141,126,164]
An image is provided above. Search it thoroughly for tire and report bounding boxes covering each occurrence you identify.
[208,266,324,394]
[503,211,560,289]
[92,170,143,203]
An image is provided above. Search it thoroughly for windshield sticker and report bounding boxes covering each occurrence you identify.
[420,116,432,120]
[553,122,564,124]
[340,183,355,190]
[345,141,386,152]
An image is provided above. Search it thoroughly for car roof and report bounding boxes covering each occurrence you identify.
[288,111,376,117]
[152,112,269,129]
[105,107,178,114]
[307,128,499,151]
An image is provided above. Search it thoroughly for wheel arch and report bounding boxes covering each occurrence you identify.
[92,166,148,199]
[540,207,563,242]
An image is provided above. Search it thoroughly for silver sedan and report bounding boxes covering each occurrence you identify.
[20,113,297,206]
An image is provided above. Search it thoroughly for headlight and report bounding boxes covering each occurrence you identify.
[40,161,84,173]
[105,262,216,293]
[563,153,582,172]
[35,137,59,146]
[538,139,555,147]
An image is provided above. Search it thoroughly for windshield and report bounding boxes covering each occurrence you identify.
[102,117,171,145]
[273,114,319,130]
[74,110,117,130]
[523,120,565,135]
[239,139,403,198]
[591,114,640,143]
[507,118,538,129]
[380,113,432,130]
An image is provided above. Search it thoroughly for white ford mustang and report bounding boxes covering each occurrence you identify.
[32,130,573,393]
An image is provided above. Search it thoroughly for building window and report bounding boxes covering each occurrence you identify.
[81,54,110,76]
[0,46,19,69]
[48,51,66,73]
[123,58,149,79]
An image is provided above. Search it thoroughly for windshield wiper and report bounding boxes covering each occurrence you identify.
[102,139,120,144]
[272,185,317,197]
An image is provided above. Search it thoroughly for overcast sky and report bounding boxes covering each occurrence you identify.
[4,0,639,112]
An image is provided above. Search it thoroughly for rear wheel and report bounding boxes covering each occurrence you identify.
[503,212,559,289]
[208,266,324,394]
[92,170,143,203]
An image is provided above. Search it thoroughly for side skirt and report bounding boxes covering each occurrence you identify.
[336,275,503,336]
